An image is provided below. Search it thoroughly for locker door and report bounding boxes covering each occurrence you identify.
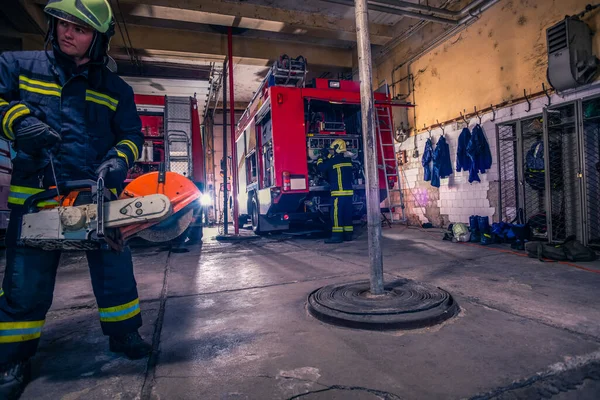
[581,97,600,250]
[543,103,584,243]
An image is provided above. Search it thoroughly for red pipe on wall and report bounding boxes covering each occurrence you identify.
[228,27,240,235]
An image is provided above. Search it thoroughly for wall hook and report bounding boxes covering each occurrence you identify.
[474,106,482,125]
[490,104,497,122]
[542,83,551,107]
[437,119,445,136]
[425,123,433,138]
[523,89,531,113]
[460,110,470,126]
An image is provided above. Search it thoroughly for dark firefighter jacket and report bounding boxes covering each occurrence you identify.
[317,153,354,196]
[456,127,472,173]
[466,124,493,183]
[431,135,453,188]
[0,50,143,208]
[422,138,433,182]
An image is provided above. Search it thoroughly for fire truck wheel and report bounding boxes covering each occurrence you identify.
[251,196,262,235]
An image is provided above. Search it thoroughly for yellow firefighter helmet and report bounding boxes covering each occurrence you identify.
[330,138,347,154]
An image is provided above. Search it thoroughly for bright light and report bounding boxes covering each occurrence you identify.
[199,194,211,206]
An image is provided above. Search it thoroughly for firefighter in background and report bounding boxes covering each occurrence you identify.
[0,0,150,398]
[317,139,354,243]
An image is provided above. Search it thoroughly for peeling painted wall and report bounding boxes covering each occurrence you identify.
[378,0,600,128]
[374,0,600,227]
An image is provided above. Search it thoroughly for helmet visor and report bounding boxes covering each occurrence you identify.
[46,8,94,30]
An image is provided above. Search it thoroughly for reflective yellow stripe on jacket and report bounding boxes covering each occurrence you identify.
[8,186,58,207]
[19,75,62,97]
[86,90,119,111]
[1,104,31,140]
[9,185,117,207]
[331,190,353,196]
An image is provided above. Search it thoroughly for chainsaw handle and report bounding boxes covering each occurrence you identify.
[97,167,108,182]
[23,179,97,212]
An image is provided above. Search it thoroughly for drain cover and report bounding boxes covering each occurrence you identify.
[307,279,459,330]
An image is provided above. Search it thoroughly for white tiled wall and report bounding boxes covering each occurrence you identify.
[396,81,600,227]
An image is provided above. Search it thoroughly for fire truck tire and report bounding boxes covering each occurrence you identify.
[251,196,263,235]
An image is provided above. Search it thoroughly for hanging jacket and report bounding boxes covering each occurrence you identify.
[0,51,143,208]
[422,138,433,182]
[431,135,453,188]
[456,127,472,172]
[466,124,493,183]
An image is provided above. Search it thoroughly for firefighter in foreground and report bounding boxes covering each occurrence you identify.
[317,139,354,243]
[0,0,151,398]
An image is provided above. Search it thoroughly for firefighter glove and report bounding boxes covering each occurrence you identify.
[319,147,330,158]
[13,116,61,155]
[96,156,129,188]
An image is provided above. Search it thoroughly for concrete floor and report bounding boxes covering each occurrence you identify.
[2,225,600,400]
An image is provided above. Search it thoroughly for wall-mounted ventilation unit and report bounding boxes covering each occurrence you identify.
[547,16,598,92]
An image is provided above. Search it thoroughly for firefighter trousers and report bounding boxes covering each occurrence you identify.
[331,194,354,240]
[0,212,142,365]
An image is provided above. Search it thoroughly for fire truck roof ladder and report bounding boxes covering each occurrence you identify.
[268,55,308,88]
[376,105,406,224]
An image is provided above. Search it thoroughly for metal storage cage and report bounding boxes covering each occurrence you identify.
[543,103,582,243]
[582,97,600,250]
[496,122,519,223]
[496,98,600,247]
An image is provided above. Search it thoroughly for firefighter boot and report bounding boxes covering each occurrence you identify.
[0,360,31,400]
[325,232,343,244]
[343,232,353,242]
[109,331,152,360]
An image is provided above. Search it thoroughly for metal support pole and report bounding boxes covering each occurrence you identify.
[222,60,228,234]
[228,27,240,235]
[355,0,384,295]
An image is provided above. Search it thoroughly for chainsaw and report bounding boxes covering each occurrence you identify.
[17,164,201,251]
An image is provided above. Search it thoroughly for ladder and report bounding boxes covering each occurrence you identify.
[375,105,406,224]
[164,97,193,177]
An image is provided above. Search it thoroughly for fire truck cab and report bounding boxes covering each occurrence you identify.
[235,57,404,234]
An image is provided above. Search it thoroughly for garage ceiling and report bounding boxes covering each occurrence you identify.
[7,0,474,118]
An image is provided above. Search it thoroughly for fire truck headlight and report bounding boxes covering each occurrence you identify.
[199,194,212,206]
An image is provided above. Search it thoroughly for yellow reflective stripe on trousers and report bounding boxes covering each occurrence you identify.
[333,197,340,230]
[344,226,354,232]
[19,75,62,97]
[118,140,139,160]
[331,190,353,196]
[99,298,140,323]
[2,104,30,140]
[86,90,119,111]
[0,97,8,107]
[0,320,45,343]
[8,185,58,207]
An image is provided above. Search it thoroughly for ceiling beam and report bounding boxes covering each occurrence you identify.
[115,61,212,80]
[120,3,389,46]
[110,24,354,68]
[122,15,355,48]
[103,0,394,44]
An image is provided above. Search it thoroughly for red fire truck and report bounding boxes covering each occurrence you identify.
[133,94,206,241]
[235,57,408,234]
